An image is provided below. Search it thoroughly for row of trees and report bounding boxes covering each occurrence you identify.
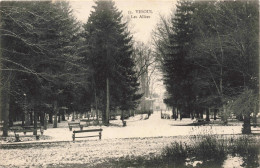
[0,0,143,136]
[153,0,259,133]
[1,1,84,136]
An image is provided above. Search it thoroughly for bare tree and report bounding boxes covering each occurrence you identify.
[132,41,156,112]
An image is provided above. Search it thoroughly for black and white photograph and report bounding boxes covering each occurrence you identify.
[0,0,259,167]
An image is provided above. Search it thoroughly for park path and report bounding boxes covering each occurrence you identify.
[103,111,242,139]
[1,111,243,144]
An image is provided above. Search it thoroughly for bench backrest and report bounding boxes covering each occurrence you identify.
[68,122,80,125]
[14,129,34,132]
[80,119,89,121]
[23,126,42,129]
[73,129,103,133]
[81,119,94,121]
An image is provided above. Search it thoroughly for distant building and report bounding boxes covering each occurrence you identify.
[153,97,167,111]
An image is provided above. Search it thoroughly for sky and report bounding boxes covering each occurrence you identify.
[70,0,176,43]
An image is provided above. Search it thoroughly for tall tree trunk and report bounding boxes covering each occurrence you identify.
[195,107,199,119]
[24,96,30,126]
[0,59,2,123]
[9,110,13,127]
[30,112,33,125]
[172,108,175,120]
[174,108,178,121]
[252,111,257,128]
[206,108,210,121]
[62,110,65,121]
[44,113,48,130]
[242,113,251,134]
[58,114,61,123]
[252,102,258,128]
[72,112,75,121]
[106,77,110,125]
[102,109,106,124]
[67,113,70,120]
[191,110,195,120]
[93,110,95,120]
[200,109,203,119]
[2,79,10,137]
[222,105,228,125]
[40,112,44,126]
[179,110,182,120]
[33,110,38,135]
[94,86,99,121]
[22,113,25,126]
[214,109,217,120]
[121,110,124,121]
[129,110,132,117]
[53,101,58,128]
[79,113,82,119]
[140,69,146,112]
[8,96,14,127]
[49,113,53,123]
[237,114,243,121]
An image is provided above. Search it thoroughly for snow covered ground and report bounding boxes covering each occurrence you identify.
[1,111,245,144]
[0,111,259,167]
[0,136,190,167]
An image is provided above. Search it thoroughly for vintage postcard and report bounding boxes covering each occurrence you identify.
[0,0,259,167]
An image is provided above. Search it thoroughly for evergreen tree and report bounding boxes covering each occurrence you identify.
[82,0,141,125]
[191,1,259,132]
[0,1,84,135]
[162,0,196,118]
[155,0,258,132]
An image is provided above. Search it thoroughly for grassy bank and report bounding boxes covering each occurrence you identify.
[93,135,260,168]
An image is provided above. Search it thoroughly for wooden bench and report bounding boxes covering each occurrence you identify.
[13,129,41,142]
[80,119,101,127]
[23,125,44,135]
[68,122,85,131]
[81,119,93,123]
[80,119,91,126]
[72,129,103,141]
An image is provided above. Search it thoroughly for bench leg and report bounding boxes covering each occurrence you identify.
[15,134,20,142]
[99,132,102,140]
[69,126,72,131]
[41,130,44,135]
[80,125,83,131]
[36,135,40,140]
[72,133,75,141]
